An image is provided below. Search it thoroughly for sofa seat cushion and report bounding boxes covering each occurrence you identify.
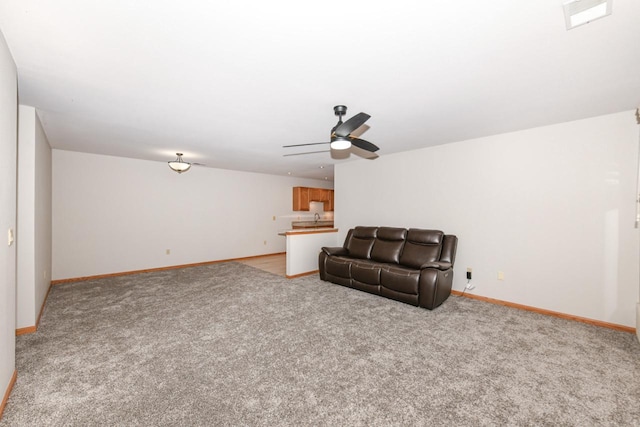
[351,260,385,285]
[325,256,352,279]
[380,265,420,295]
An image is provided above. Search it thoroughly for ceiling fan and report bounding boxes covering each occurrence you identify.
[283,105,379,157]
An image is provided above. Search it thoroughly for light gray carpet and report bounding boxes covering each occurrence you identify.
[2,262,639,426]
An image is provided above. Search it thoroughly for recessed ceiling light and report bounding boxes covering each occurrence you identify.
[563,0,612,30]
[319,165,325,169]
[287,172,292,175]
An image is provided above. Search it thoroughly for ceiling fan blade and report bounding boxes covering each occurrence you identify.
[350,137,379,152]
[283,142,330,148]
[335,112,370,137]
[349,123,370,138]
[283,150,331,157]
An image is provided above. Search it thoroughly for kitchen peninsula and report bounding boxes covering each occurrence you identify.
[279,228,338,278]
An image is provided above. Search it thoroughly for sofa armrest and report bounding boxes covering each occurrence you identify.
[322,247,348,256]
[419,261,452,271]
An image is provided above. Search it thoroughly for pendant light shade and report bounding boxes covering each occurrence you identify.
[168,153,191,173]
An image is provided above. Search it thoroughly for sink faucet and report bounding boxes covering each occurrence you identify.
[314,213,320,223]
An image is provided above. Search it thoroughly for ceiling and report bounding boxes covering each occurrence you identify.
[0,1,639,181]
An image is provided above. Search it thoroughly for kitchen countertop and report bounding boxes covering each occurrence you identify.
[291,220,334,227]
[278,227,338,236]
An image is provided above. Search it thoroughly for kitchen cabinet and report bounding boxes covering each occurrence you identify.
[292,187,334,211]
[310,187,330,202]
[323,189,334,211]
[293,187,310,211]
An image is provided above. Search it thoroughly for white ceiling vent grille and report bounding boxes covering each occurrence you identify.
[563,0,612,30]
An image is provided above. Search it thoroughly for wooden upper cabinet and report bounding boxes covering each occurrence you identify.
[310,187,329,202]
[323,189,334,211]
[293,187,334,211]
[293,187,310,211]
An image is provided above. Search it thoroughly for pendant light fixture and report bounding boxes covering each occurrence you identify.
[168,153,191,174]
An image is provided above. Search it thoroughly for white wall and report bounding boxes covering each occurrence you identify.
[17,105,52,329]
[285,230,339,276]
[335,111,639,328]
[34,110,52,321]
[52,150,332,280]
[0,30,17,405]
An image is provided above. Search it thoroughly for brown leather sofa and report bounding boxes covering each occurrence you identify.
[319,227,458,310]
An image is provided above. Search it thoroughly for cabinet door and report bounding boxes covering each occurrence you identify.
[309,188,323,202]
[323,189,334,211]
[313,188,332,202]
[293,187,310,211]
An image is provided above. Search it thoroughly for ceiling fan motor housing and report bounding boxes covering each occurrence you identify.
[333,105,347,117]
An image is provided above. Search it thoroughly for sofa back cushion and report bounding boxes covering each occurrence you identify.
[440,234,458,265]
[370,227,407,264]
[399,229,444,268]
[346,226,378,259]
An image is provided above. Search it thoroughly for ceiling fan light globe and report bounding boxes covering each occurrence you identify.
[330,138,351,150]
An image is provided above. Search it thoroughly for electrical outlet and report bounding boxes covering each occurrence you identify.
[166,249,171,255]
[263,240,267,245]
[466,267,472,280]
[498,271,505,280]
